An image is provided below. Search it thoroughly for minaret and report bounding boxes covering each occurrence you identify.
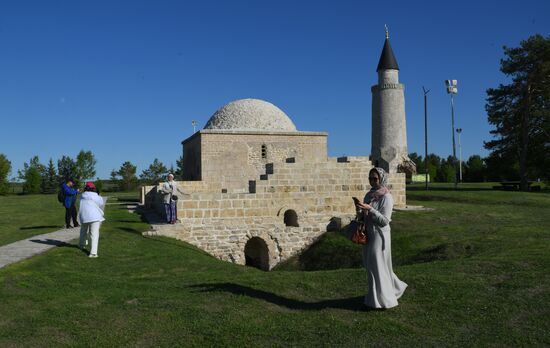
[371,27,415,174]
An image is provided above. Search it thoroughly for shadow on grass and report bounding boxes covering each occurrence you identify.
[30,239,79,249]
[191,283,367,312]
[20,225,61,230]
[118,227,145,236]
[115,197,141,203]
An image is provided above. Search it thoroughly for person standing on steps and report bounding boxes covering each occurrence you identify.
[62,178,80,229]
[79,182,105,258]
[160,173,178,224]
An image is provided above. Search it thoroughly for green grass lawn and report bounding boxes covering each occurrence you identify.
[0,192,139,246]
[0,186,549,346]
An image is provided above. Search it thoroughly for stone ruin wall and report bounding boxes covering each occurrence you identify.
[142,157,406,269]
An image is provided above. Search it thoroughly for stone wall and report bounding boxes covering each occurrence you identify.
[182,129,328,192]
[143,155,406,269]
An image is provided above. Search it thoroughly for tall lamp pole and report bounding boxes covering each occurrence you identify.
[456,128,462,182]
[192,120,197,133]
[423,86,430,190]
[445,80,458,189]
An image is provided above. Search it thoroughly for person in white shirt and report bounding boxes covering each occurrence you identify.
[79,182,105,258]
[160,173,178,224]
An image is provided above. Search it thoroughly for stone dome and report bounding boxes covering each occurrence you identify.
[204,99,297,132]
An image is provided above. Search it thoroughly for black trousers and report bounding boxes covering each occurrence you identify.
[65,205,78,227]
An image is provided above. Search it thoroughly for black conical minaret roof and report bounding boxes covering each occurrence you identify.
[376,37,399,72]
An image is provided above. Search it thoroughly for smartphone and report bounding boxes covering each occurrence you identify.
[352,197,360,205]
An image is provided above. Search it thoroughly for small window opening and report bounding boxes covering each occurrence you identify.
[261,144,267,159]
[284,209,299,227]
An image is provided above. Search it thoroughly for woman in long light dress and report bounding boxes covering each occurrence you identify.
[355,167,407,309]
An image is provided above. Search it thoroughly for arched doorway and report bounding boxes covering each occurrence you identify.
[284,209,299,227]
[244,237,269,271]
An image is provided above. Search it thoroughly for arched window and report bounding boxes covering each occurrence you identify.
[284,209,299,227]
[261,144,267,159]
[244,237,269,271]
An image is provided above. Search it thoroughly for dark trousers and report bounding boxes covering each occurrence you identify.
[65,205,78,227]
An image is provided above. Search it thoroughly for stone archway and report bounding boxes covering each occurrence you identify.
[244,237,270,271]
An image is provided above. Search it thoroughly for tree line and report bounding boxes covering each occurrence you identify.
[0,152,185,195]
[409,153,487,183]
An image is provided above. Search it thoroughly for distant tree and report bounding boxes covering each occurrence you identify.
[0,153,11,195]
[110,169,118,182]
[175,155,185,180]
[426,154,441,182]
[41,158,59,193]
[22,167,42,194]
[75,150,97,183]
[140,158,168,185]
[464,155,486,182]
[116,161,138,191]
[485,34,550,189]
[437,156,456,183]
[18,156,45,194]
[408,153,424,173]
[58,156,77,183]
[169,164,175,176]
[94,178,104,193]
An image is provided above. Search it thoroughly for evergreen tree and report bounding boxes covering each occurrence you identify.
[117,161,138,191]
[426,154,441,183]
[41,158,59,193]
[408,152,424,173]
[140,158,168,185]
[175,155,185,180]
[0,153,11,195]
[464,155,486,182]
[58,156,77,183]
[485,34,550,189]
[435,156,456,183]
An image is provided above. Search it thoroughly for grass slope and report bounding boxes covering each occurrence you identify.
[0,186,549,346]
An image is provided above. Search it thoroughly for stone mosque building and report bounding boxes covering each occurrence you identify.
[142,34,414,270]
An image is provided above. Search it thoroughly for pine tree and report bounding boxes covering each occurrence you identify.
[58,156,77,183]
[117,161,138,191]
[140,158,168,185]
[485,34,550,189]
[175,155,185,180]
[41,158,58,193]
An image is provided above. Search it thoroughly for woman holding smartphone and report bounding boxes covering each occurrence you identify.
[355,167,407,309]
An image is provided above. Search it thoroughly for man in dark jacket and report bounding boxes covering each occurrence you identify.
[62,178,80,228]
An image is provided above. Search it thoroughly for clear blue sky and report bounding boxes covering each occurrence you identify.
[1,0,549,179]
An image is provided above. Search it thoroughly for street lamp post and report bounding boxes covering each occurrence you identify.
[445,80,458,189]
[422,86,430,190]
[456,128,462,182]
[192,120,197,133]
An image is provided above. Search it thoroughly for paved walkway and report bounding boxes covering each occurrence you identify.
[0,227,80,269]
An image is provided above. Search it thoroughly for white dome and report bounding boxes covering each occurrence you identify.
[204,99,297,132]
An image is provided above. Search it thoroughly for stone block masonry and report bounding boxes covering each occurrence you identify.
[142,155,406,270]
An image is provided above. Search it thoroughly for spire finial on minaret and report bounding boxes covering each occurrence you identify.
[385,24,389,39]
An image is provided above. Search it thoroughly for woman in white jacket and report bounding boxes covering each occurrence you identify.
[79,182,105,258]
